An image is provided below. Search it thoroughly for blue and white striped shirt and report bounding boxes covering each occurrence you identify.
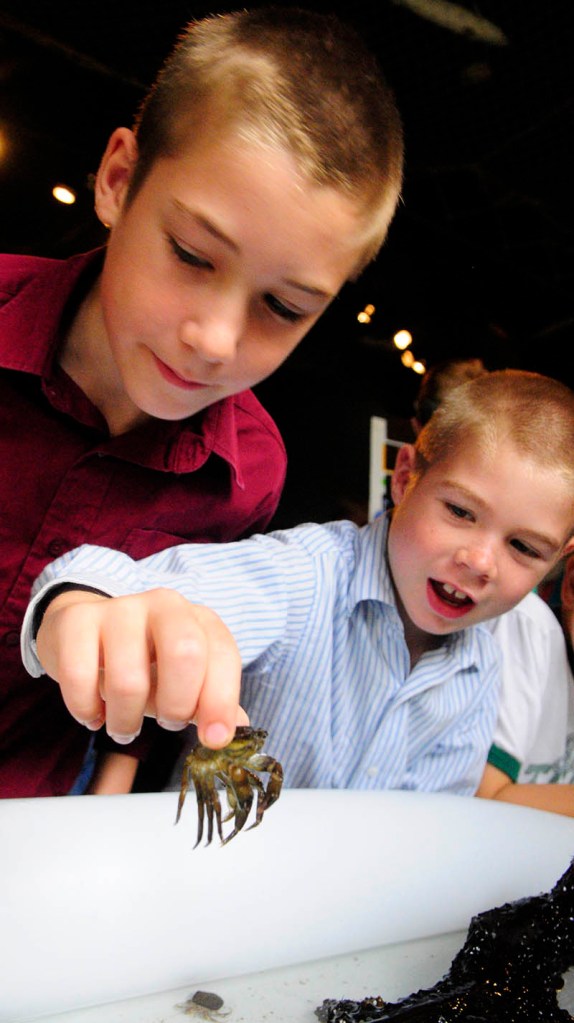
[23,516,501,795]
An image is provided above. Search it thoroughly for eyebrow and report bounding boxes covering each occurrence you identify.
[171,199,333,301]
[441,479,563,553]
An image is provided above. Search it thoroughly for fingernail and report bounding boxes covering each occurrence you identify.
[81,716,105,731]
[108,731,140,745]
[157,718,189,732]
[204,722,231,747]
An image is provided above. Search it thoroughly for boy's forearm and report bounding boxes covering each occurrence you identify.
[88,751,139,794]
[476,763,574,817]
[21,536,298,676]
[484,781,574,817]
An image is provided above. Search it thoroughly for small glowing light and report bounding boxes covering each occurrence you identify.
[412,360,426,375]
[364,303,375,316]
[393,329,412,350]
[401,349,414,368]
[357,311,371,324]
[52,184,76,205]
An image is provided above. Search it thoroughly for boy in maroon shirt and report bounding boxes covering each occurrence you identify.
[1,7,403,796]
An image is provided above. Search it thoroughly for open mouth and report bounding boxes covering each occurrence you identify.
[428,579,475,620]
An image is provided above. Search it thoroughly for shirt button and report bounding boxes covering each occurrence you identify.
[365,766,378,778]
[4,630,20,647]
[47,538,67,557]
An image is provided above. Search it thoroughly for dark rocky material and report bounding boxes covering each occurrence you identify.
[316,857,574,1022]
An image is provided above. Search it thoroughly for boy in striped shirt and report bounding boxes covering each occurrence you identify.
[23,371,574,798]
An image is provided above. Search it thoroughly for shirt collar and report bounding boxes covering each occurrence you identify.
[0,249,103,376]
[349,513,396,610]
[105,397,245,485]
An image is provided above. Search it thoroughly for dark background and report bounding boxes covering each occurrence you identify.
[1,0,572,524]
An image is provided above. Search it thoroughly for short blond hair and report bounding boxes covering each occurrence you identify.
[416,369,574,490]
[127,7,404,271]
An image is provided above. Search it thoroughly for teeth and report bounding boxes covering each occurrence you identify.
[443,583,467,600]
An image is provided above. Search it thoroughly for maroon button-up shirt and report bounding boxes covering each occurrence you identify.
[0,250,287,796]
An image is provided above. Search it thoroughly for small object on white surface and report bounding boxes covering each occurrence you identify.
[24,931,471,1023]
[1,789,573,1021]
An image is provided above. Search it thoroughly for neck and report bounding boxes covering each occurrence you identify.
[59,277,149,436]
[391,582,443,670]
[401,616,443,670]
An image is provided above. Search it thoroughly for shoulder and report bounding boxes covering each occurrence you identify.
[0,253,56,302]
[251,519,364,592]
[267,518,362,560]
[0,249,102,308]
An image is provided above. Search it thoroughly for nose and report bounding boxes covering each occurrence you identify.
[454,539,497,581]
[179,300,245,365]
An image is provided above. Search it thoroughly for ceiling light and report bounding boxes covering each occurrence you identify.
[52,184,76,205]
[393,329,412,350]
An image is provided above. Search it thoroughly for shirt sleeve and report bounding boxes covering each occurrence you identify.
[20,529,329,679]
[486,593,570,776]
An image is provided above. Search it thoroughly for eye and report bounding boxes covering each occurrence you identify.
[510,538,540,559]
[168,236,213,270]
[264,292,306,324]
[446,502,473,521]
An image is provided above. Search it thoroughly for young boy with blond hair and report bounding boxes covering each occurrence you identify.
[22,371,574,799]
[1,7,404,796]
[407,361,574,814]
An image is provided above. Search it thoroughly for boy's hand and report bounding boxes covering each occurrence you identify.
[35,588,245,748]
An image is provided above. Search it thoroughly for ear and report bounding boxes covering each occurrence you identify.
[561,554,574,610]
[391,444,417,506]
[94,127,139,229]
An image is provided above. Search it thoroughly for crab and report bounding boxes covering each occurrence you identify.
[175,725,284,847]
[175,989,230,1019]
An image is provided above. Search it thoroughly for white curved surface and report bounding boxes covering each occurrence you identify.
[1,789,573,1021]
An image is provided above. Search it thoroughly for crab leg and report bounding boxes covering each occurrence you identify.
[175,764,192,825]
[219,766,256,845]
[249,755,284,817]
[203,780,224,846]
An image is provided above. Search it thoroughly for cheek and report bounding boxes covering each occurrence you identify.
[388,513,422,584]
[496,560,541,607]
[106,272,175,339]
[393,509,437,562]
[240,330,307,384]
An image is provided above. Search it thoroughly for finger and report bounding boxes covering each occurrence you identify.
[236,705,250,727]
[96,595,158,744]
[36,600,107,729]
[150,593,212,729]
[190,605,243,749]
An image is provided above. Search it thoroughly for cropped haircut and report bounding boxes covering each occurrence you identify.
[126,6,404,271]
[415,370,574,491]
